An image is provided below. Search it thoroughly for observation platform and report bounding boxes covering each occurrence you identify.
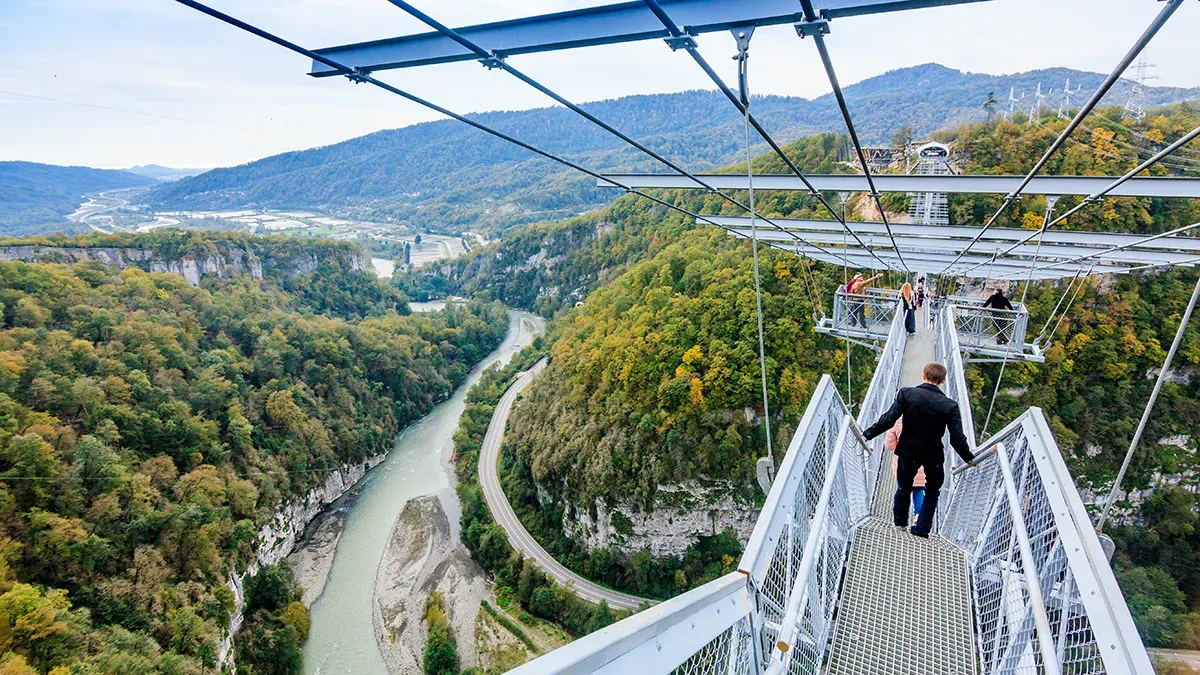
[510,296,1150,675]
[817,289,1045,363]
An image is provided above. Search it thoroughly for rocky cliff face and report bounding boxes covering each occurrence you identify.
[559,482,757,559]
[0,244,364,286]
[217,452,386,671]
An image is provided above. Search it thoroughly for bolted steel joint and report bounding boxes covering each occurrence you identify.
[794,18,831,38]
[345,67,371,84]
[663,34,697,51]
[479,54,505,70]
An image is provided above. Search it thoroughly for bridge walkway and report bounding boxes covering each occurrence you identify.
[829,305,977,674]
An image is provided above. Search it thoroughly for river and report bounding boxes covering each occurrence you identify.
[302,309,545,674]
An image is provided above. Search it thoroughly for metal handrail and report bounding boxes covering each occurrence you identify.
[942,410,1154,675]
[993,441,1063,675]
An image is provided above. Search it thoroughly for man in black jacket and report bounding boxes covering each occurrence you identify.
[861,362,976,537]
[982,288,1017,344]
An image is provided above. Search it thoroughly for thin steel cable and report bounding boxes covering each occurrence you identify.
[384,0,848,264]
[796,0,910,273]
[743,68,773,461]
[1047,263,1094,343]
[169,0,853,266]
[639,0,898,273]
[1099,275,1200,529]
[1035,266,1084,345]
[981,199,1055,436]
[957,122,1200,277]
[939,0,1185,275]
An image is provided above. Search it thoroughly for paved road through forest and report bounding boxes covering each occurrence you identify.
[478,357,649,612]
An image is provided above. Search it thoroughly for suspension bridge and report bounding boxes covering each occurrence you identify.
[167,0,1200,672]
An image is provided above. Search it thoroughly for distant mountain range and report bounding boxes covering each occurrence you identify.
[145,63,1200,234]
[125,164,210,182]
[0,162,155,236]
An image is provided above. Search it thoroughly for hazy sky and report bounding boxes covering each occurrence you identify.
[2,0,1197,169]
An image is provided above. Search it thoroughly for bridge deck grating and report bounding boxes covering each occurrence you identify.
[826,518,975,675]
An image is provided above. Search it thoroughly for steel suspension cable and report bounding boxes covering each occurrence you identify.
[938,0,1185,276]
[981,197,1056,437]
[170,0,855,266]
[1034,266,1085,345]
[737,39,775,462]
[1046,263,1094,344]
[958,123,1200,277]
[639,0,899,274]
[1099,275,1200,529]
[797,0,910,274]
[383,0,848,265]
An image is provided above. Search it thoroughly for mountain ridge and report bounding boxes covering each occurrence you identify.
[145,63,1200,234]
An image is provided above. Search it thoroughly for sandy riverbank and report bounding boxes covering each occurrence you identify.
[287,499,353,607]
[373,496,493,674]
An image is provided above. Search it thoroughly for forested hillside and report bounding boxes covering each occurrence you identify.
[0,162,153,235]
[149,64,1200,235]
[428,103,1200,643]
[0,233,509,673]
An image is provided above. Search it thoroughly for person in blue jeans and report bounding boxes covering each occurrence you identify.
[885,418,924,520]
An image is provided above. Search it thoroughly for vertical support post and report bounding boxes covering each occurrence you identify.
[1099,275,1200,528]
[996,443,1063,675]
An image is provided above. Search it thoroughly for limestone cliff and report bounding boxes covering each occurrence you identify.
[558,483,757,559]
[217,453,386,671]
[0,242,364,286]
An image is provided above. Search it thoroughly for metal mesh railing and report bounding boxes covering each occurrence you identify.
[945,411,1154,675]
[671,615,757,675]
[831,289,900,335]
[738,375,875,675]
[857,294,909,510]
[936,304,977,529]
[949,297,1030,354]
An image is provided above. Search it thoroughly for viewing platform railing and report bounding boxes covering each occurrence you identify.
[821,288,901,341]
[930,294,1044,363]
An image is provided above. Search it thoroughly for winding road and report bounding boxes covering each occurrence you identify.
[478,357,649,612]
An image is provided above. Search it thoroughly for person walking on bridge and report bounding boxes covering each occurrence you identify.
[900,282,917,335]
[860,362,975,538]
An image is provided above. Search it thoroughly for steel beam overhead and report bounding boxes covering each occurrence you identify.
[638,0,899,272]
[938,0,1186,274]
[704,216,1200,253]
[724,228,1200,267]
[599,173,1200,198]
[765,245,1113,279]
[309,0,990,76]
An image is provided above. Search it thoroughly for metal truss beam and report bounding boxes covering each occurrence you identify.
[600,172,1200,198]
[705,216,1200,253]
[753,241,1115,279]
[309,0,990,76]
[728,227,1199,267]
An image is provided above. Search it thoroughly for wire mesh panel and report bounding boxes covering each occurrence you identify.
[857,294,909,511]
[936,304,978,530]
[951,299,1029,354]
[946,412,1154,675]
[671,615,757,675]
[739,371,877,675]
[832,289,900,336]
